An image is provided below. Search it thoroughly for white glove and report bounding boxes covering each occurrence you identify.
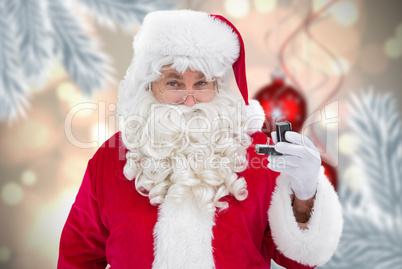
[267,131,321,200]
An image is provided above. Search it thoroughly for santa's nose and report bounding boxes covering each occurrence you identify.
[183,94,196,107]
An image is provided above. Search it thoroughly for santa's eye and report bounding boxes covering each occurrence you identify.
[167,82,178,87]
[197,81,207,86]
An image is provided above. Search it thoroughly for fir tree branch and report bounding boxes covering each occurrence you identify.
[321,211,402,269]
[0,0,29,120]
[47,0,113,95]
[349,90,402,217]
[320,90,402,269]
[10,0,53,82]
[74,0,174,29]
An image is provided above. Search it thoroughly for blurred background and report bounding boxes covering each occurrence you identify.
[1,0,401,268]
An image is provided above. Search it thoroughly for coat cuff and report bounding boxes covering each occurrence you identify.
[268,166,343,266]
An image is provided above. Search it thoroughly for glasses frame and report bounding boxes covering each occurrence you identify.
[152,81,219,105]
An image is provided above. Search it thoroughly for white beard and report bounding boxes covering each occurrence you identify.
[120,89,251,212]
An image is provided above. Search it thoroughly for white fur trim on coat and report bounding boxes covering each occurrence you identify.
[244,99,265,135]
[268,167,343,266]
[152,195,216,269]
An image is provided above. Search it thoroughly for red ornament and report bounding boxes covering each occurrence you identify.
[254,75,307,136]
[322,160,338,191]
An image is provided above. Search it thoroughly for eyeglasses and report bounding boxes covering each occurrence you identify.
[153,82,218,105]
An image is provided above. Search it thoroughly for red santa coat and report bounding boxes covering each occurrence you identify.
[58,131,342,269]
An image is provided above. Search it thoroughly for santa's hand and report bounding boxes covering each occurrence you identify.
[268,131,321,200]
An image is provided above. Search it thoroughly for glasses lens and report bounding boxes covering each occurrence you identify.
[162,89,217,104]
[194,90,216,103]
[163,90,187,104]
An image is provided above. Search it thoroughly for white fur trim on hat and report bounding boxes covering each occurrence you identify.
[134,10,239,71]
[268,166,343,266]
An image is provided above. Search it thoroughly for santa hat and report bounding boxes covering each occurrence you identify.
[127,10,264,132]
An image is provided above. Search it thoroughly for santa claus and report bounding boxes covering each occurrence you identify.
[58,10,343,269]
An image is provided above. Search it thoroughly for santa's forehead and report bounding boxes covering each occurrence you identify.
[159,68,206,79]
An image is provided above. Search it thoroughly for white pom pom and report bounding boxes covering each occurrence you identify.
[244,99,265,135]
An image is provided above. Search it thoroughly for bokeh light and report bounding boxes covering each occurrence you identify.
[0,246,11,263]
[339,132,357,155]
[253,0,276,13]
[21,170,37,186]
[313,0,332,15]
[384,37,402,59]
[2,182,24,206]
[330,1,359,26]
[343,164,363,191]
[313,0,359,26]
[57,82,77,102]
[57,82,93,118]
[224,0,250,19]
